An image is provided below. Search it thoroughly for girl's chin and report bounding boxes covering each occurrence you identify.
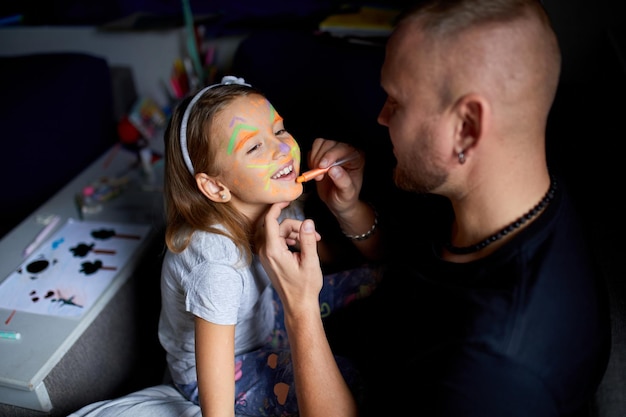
[281,185,304,202]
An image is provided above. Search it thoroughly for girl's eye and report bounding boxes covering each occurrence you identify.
[275,129,287,136]
[247,143,262,154]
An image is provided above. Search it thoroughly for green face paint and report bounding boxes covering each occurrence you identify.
[227,123,258,155]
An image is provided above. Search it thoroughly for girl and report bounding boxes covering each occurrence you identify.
[159,76,378,417]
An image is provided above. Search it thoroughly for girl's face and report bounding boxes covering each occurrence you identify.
[213,94,303,217]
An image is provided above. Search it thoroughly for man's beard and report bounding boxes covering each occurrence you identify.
[393,151,447,194]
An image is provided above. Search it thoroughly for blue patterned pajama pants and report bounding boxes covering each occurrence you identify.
[177,264,381,416]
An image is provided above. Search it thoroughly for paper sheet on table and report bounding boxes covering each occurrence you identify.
[0,218,150,318]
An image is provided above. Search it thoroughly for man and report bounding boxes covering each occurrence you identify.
[259,1,610,416]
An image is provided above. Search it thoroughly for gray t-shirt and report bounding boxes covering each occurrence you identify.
[158,202,304,386]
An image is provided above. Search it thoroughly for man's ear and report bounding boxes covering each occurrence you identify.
[452,93,487,157]
[196,174,230,203]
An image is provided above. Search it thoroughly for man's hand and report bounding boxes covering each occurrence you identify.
[257,202,324,313]
[307,138,364,219]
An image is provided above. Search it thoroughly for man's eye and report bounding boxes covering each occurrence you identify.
[385,98,398,114]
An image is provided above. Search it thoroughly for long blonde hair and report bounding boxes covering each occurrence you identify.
[163,84,265,263]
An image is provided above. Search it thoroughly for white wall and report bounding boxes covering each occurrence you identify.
[0,26,245,107]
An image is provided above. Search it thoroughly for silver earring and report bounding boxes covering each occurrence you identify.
[458,151,466,165]
[220,194,227,200]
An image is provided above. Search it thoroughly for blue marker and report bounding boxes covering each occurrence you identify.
[0,330,21,340]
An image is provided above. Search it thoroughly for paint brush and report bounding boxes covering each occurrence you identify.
[22,215,61,258]
[296,151,360,183]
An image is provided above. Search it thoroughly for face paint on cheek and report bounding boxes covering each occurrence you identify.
[268,102,301,165]
[245,161,278,191]
[290,142,301,167]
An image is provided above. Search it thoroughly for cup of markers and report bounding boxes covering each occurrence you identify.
[76,176,129,216]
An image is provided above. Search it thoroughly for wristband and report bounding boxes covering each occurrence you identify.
[342,208,378,241]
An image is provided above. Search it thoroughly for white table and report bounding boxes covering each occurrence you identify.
[0,142,165,413]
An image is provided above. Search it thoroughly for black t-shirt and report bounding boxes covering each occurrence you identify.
[325,179,611,416]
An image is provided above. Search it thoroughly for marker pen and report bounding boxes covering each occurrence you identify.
[296,152,360,183]
[0,330,21,340]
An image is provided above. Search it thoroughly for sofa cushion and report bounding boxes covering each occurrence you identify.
[0,52,116,238]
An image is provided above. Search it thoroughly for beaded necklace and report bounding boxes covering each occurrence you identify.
[444,178,557,255]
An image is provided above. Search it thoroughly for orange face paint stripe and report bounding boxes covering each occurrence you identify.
[227,123,258,155]
[234,131,259,153]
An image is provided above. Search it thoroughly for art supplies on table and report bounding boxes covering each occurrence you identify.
[0,219,150,318]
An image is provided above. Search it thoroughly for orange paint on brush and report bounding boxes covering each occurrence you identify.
[296,152,359,183]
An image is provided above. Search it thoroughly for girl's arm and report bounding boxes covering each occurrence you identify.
[195,317,236,417]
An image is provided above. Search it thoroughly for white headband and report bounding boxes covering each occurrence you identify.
[179,75,252,175]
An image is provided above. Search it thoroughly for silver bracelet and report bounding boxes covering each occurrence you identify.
[342,209,378,241]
